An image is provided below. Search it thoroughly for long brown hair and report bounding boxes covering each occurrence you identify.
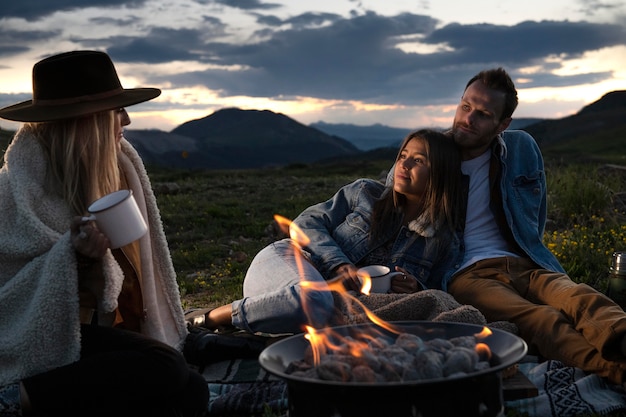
[370,129,464,241]
[24,110,120,215]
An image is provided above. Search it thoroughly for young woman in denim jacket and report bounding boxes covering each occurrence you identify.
[191,129,465,334]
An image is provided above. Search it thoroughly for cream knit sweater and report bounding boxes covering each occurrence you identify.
[0,131,188,386]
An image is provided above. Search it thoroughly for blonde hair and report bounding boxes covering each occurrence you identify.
[24,110,120,215]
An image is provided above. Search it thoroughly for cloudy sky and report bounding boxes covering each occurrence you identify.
[0,0,625,132]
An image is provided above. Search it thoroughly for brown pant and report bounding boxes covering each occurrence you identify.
[449,256,626,384]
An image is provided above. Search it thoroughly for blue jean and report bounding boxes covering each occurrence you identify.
[231,239,336,334]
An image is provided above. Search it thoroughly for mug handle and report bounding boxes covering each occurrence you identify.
[81,214,96,222]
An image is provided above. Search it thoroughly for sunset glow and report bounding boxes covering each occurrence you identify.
[0,0,624,131]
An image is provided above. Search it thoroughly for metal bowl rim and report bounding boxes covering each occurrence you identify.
[259,320,528,387]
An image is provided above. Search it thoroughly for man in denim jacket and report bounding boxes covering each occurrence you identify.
[448,68,626,384]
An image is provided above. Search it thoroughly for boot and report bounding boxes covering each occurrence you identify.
[184,326,268,366]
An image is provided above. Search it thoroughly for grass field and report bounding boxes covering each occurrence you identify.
[3,126,625,313]
[145,157,626,312]
[149,159,393,308]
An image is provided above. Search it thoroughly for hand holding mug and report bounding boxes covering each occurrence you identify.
[356,265,404,293]
[83,189,147,249]
[390,266,422,294]
[71,216,109,259]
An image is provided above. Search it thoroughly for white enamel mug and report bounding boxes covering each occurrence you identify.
[356,265,403,293]
[83,189,148,249]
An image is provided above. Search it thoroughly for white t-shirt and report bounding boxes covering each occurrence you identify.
[458,150,518,271]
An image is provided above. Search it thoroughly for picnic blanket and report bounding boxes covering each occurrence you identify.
[201,358,626,417]
[508,359,626,417]
[195,290,626,416]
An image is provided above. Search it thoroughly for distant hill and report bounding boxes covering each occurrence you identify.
[124,92,626,168]
[523,90,626,147]
[311,118,544,151]
[508,118,544,130]
[126,108,360,169]
[3,91,625,169]
[310,121,412,151]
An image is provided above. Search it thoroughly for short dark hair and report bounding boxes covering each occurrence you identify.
[465,68,518,120]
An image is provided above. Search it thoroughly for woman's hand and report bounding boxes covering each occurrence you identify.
[70,216,110,259]
[390,266,421,294]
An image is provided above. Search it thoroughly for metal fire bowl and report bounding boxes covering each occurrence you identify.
[260,321,527,386]
[259,321,528,417]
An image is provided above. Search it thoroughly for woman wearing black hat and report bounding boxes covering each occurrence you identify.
[0,51,207,417]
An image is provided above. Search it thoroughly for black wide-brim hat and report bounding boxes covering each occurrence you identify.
[0,50,161,122]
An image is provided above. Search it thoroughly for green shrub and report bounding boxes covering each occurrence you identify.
[543,164,626,291]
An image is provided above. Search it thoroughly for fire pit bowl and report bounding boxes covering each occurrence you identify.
[259,321,527,417]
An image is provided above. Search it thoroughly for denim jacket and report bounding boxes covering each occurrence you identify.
[493,130,565,273]
[293,178,464,290]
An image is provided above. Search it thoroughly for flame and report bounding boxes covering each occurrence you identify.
[275,214,310,246]
[275,215,403,365]
[475,343,492,360]
[475,326,493,339]
[357,271,373,295]
[280,212,496,368]
[475,327,493,360]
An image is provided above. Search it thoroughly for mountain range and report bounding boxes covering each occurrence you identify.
[121,90,625,169]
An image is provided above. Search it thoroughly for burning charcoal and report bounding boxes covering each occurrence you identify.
[443,347,478,376]
[425,338,454,353]
[475,361,490,371]
[317,360,353,382]
[380,346,413,363]
[352,365,380,383]
[285,359,313,374]
[414,349,443,366]
[453,347,479,367]
[336,337,359,355]
[284,331,499,384]
[401,366,421,381]
[378,357,403,381]
[368,336,392,350]
[321,353,365,369]
[394,333,424,353]
[449,335,477,349]
[359,349,383,372]
[380,351,415,378]
[289,368,319,379]
[302,345,316,365]
[413,350,444,380]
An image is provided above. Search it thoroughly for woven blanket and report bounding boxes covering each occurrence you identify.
[507,360,626,417]
[201,359,626,417]
[201,359,286,416]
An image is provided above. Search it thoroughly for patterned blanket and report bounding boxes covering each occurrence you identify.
[508,360,626,417]
[201,357,626,417]
[201,358,286,416]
